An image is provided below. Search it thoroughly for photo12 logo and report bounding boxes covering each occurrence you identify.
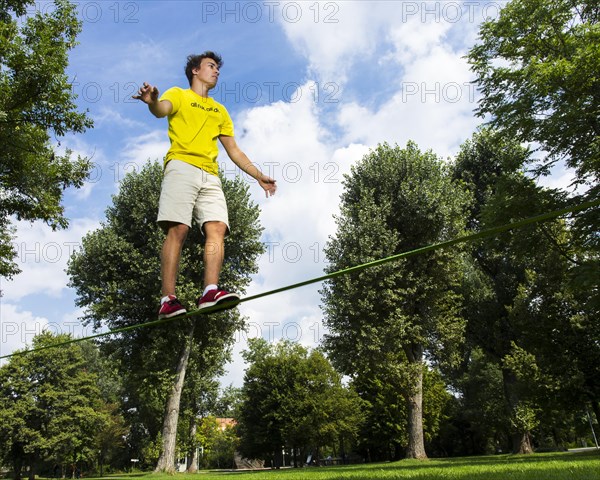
[235,320,323,344]
[25,1,140,23]
[219,160,341,185]
[400,1,503,23]
[69,80,341,106]
[401,81,478,104]
[263,241,325,264]
[212,80,340,105]
[14,241,82,264]
[201,1,340,24]
[1,321,96,348]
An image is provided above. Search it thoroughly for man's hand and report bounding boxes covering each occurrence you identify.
[132,82,159,104]
[259,175,277,198]
[132,82,172,118]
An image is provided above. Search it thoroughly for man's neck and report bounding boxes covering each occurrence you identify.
[191,80,211,98]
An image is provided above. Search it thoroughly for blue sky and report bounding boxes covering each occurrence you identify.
[0,1,574,385]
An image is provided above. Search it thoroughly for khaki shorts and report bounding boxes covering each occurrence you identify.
[157,160,229,234]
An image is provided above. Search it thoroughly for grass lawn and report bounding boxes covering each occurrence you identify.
[94,450,600,480]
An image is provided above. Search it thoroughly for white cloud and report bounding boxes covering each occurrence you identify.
[52,136,109,201]
[386,16,453,64]
[235,90,357,277]
[217,5,492,386]
[5,218,100,302]
[218,84,365,386]
[277,1,486,87]
[534,161,582,193]
[335,23,479,157]
[279,1,382,84]
[119,130,169,166]
[0,303,50,361]
[275,2,483,160]
[220,304,327,387]
[0,303,99,362]
[94,106,146,129]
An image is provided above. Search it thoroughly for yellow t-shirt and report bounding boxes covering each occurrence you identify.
[159,87,234,176]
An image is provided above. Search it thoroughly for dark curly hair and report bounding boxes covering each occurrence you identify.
[185,51,223,85]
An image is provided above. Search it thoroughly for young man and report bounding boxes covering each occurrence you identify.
[133,52,277,319]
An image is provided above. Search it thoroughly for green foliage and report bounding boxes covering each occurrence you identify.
[66,160,265,466]
[322,141,470,374]
[321,141,471,459]
[0,0,93,279]
[177,375,220,470]
[0,333,109,479]
[448,348,507,455]
[468,0,599,184]
[467,0,600,316]
[421,369,453,445]
[237,339,364,465]
[208,423,238,469]
[140,433,162,467]
[197,417,220,457]
[453,128,597,454]
[510,402,541,438]
[196,417,238,469]
[214,385,243,418]
[353,364,452,461]
[78,342,129,472]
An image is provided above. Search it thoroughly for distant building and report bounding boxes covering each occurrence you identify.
[216,417,236,431]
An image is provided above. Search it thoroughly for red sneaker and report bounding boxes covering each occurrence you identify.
[197,288,240,311]
[158,295,187,319]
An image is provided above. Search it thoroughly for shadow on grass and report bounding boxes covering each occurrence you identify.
[428,450,600,468]
[72,451,600,480]
[190,450,600,478]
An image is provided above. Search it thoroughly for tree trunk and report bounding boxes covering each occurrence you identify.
[590,400,600,434]
[502,368,535,454]
[27,453,36,480]
[404,342,428,459]
[12,451,22,480]
[186,419,198,473]
[155,325,195,473]
[512,432,534,454]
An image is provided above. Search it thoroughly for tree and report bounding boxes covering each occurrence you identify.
[195,416,238,469]
[352,361,452,462]
[0,0,93,279]
[321,142,470,459]
[178,361,221,473]
[237,339,364,467]
[467,0,599,185]
[448,348,507,455]
[214,385,243,418]
[181,384,242,471]
[78,341,129,474]
[467,0,600,318]
[453,128,595,453]
[0,333,107,480]
[67,160,264,473]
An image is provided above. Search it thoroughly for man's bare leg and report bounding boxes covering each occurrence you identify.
[161,222,190,296]
[197,221,239,310]
[202,221,227,288]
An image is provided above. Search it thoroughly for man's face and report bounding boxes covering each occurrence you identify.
[194,57,220,89]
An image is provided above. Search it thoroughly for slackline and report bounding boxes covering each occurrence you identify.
[1,198,598,360]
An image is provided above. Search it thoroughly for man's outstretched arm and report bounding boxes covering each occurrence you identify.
[219,135,277,197]
[133,82,172,118]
